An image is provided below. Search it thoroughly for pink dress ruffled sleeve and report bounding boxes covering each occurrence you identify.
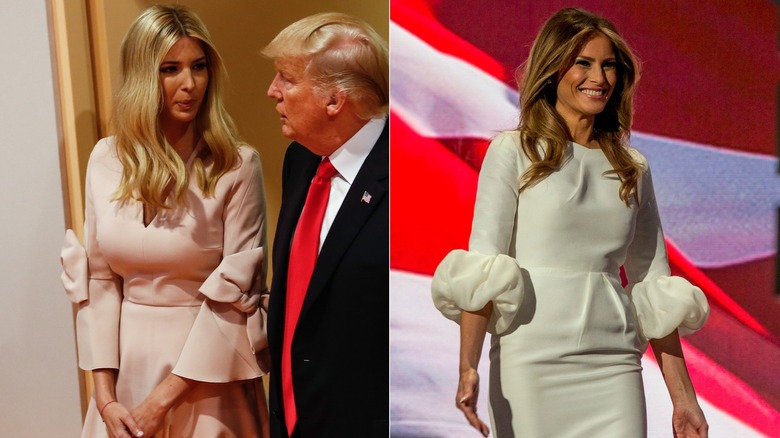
[62,148,124,370]
[173,147,270,381]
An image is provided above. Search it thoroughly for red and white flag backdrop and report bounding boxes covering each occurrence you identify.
[389,0,780,436]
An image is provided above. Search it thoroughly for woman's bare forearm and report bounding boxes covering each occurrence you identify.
[649,330,698,403]
[459,303,493,373]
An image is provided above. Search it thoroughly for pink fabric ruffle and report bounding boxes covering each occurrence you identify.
[173,247,269,382]
[60,229,88,303]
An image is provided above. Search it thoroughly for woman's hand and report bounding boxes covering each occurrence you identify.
[131,396,167,437]
[672,399,708,438]
[457,304,492,437]
[130,373,194,436]
[456,368,490,437]
[101,401,144,438]
[92,369,143,437]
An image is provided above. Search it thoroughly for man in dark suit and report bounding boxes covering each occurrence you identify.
[261,13,388,438]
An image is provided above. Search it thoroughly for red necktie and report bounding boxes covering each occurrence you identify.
[282,158,337,434]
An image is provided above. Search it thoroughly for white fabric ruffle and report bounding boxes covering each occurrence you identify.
[628,275,709,342]
[431,249,525,335]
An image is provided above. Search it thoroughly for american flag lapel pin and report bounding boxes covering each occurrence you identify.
[361,191,372,204]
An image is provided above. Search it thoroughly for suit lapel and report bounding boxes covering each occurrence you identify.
[299,122,388,319]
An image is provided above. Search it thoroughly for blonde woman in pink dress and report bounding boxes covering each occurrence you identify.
[60,5,269,437]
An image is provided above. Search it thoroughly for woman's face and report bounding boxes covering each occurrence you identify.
[555,33,617,124]
[159,36,209,132]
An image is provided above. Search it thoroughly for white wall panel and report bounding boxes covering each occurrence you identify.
[0,0,83,435]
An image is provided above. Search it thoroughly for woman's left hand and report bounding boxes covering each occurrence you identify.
[131,373,193,435]
[672,399,708,438]
[131,396,167,437]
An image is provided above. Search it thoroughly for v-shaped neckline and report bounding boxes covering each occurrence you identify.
[139,140,204,229]
[143,206,153,228]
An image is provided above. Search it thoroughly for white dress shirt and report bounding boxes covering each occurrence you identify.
[317,114,386,252]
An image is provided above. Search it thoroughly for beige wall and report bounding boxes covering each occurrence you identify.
[88,0,389,273]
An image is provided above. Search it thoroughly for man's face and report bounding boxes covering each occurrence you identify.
[267,59,331,152]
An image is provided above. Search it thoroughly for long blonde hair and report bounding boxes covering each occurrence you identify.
[261,12,388,120]
[112,5,241,208]
[517,8,641,205]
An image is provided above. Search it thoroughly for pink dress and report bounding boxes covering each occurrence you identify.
[61,137,270,437]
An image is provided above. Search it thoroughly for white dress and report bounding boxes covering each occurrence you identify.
[432,132,709,437]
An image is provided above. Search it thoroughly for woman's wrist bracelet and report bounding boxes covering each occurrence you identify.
[98,399,117,417]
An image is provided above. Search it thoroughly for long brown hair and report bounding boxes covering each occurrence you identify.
[516,8,641,205]
[112,5,241,209]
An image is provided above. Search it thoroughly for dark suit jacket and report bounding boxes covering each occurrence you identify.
[267,121,389,438]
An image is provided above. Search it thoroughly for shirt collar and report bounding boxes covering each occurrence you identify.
[327,114,386,184]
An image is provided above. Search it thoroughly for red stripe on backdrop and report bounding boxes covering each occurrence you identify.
[666,241,772,341]
[438,138,491,172]
[390,113,477,274]
[683,295,780,417]
[701,257,780,346]
[415,0,779,155]
[390,0,511,83]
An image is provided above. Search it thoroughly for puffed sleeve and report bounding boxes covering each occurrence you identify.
[432,132,527,335]
[172,147,270,382]
[60,140,124,370]
[623,153,709,345]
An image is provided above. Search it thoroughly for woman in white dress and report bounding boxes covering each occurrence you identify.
[61,5,270,437]
[432,8,709,438]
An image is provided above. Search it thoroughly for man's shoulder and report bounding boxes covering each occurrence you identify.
[281,142,320,188]
[360,131,388,180]
[285,141,318,161]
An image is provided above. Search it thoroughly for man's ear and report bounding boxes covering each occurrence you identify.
[326,91,348,116]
